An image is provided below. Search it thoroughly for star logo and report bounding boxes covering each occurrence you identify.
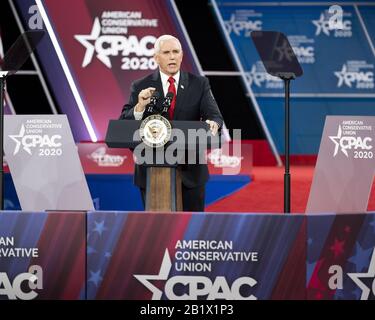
[88,269,103,287]
[134,249,172,300]
[334,64,352,88]
[9,125,31,155]
[74,18,111,68]
[329,126,348,157]
[246,65,265,87]
[329,126,349,157]
[348,243,374,272]
[347,248,375,300]
[312,14,331,36]
[275,40,294,62]
[92,220,107,236]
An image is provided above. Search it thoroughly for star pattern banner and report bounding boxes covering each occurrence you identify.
[307,213,375,300]
[1,211,374,300]
[214,0,375,96]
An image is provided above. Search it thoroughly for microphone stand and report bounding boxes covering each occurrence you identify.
[277,72,295,214]
[142,93,160,119]
[161,94,173,119]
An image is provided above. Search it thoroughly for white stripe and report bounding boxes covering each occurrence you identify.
[252,93,375,98]
[5,91,16,114]
[0,34,4,58]
[8,0,59,116]
[36,0,98,142]
[218,2,375,6]
[0,30,15,113]
[211,0,282,166]
[11,70,39,75]
[203,71,242,76]
[354,5,375,58]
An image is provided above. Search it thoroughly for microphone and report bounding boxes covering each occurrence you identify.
[143,91,160,119]
[161,92,174,117]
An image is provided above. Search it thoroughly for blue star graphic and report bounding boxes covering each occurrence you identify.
[88,269,103,287]
[104,252,112,259]
[307,238,313,246]
[93,220,107,236]
[348,243,373,272]
[87,246,97,255]
[312,13,331,36]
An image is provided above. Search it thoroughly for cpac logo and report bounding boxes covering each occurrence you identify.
[9,125,62,155]
[293,46,314,58]
[329,126,372,157]
[334,64,374,88]
[329,248,375,300]
[0,265,43,300]
[246,65,282,87]
[225,14,262,37]
[312,13,351,36]
[292,46,315,64]
[75,17,156,68]
[134,250,257,300]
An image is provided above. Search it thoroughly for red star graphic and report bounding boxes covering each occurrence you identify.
[330,238,345,258]
[315,292,323,300]
[344,226,351,233]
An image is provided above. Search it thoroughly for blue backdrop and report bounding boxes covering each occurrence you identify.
[212,0,375,154]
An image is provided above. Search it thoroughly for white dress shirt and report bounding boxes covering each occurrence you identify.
[134,71,180,120]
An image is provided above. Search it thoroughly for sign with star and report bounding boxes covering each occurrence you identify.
[307,115,375,213]
[15,0,201,141]
[307,213,375,300]
[86,212,306,300]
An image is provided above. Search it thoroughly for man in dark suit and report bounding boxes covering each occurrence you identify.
[119,35,223,211]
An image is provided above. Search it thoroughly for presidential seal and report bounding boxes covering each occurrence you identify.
[139,114,172,148]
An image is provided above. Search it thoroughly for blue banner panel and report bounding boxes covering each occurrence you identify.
[0,211,85,300]
[213,1,375,155]
[215,1,375,96]
[307,213,375,300]
[86,212,306,300]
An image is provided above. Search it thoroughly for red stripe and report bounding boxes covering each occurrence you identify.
[31,212,86,299]
[96,212,191,299]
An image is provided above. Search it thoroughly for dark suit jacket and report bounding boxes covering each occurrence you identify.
[119,70,223,188]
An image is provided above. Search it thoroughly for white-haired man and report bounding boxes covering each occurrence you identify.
[120,35,223,211]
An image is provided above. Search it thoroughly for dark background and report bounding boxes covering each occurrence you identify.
[0,0,265,139]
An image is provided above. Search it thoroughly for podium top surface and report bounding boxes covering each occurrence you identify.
[105,119,218,149]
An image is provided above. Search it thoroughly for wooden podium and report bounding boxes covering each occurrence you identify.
[105,120,214,212]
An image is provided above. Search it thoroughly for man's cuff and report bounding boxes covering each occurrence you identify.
[134,109,144,120]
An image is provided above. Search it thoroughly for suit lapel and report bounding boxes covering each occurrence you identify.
[151,71,163,98]
[173,71,189,120]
